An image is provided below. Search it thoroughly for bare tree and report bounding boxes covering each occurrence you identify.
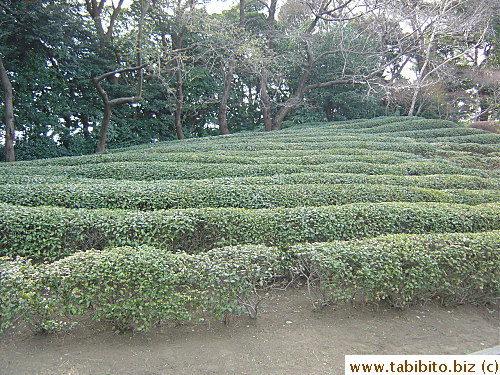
[258,0,278,131]
[198,14,262,135]
[152,0,201,140]
[375,0,494,117]
[257,0,389,131]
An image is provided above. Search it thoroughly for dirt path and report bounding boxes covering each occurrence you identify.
[1,288,498,375]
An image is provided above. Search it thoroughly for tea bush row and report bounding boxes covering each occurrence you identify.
[0,137,440,157]
[344,119,463,134]
[444,155,499,170]
[327,116,416,130]
[433,133,500,144]
[217,173,499,190]
[22,152,411,167]
[441,143,499,155]
[2,231,497,334]
[292,231,499,307]
[1,172,496,190]
[1,202,498,262]
[0,161,489,181]
[0,245,285,333]
[389,127,485,139]
[20,148,418,167]
[1,182,498,211]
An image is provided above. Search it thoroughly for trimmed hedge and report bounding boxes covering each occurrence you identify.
[0,172,496,190]
[0,245,285,333]
[1,231,498,334]
[18,150,413,167]
[346,119,463,134]
[389,127,485,139]
[441,154,499,170]
[217,173,499,190]
[327,116,416,130]
[442,143,500,155]
[1,136,442,155]
[1,202,498,261]
[434,134,500,145]
[1,182,498,210]
[0,116,498,336]
[0,161,489,181]
[292,231,500,307]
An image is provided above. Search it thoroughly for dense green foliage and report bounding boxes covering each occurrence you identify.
[292,231,499,307]
[0,245,284,333]
[0,116,498,333]
[1,231,498,333]
[1,182,498,210]
[1,0,497,159]
[1,202,498,262]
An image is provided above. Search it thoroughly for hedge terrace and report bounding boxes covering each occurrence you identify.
[1,116,498,333]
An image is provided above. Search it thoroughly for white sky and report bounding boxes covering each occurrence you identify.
[205,0,235,14]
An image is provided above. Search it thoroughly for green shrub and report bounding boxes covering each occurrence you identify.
[19,150,412,167]
[3,231,497,335]
[207,173,498,190]
[0,245,284,333]
[0,116,498,335]
[0,160,488,181]
[444,155,500,170]
[291,231,500,307]
[0,172,496,190]
[0,257,58,334]
[328,116,414,130]
[1,202,498,261]
[1,182,497,210]
[390,127,484,139]
[443,143,499,155]
[436,133,500,144]
[245,173,498,189]
[347,119,462,134]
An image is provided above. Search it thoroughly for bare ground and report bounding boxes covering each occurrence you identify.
[1,288,498,375]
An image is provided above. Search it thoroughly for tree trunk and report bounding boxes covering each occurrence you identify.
[478,87,490,121]
[258,0,278,132]
[0,57,15,162]
[174,61,185,140]
[239,0,245,27]
[172,28,185,140]
[272,99,296,130]
[218,61,235,135]
[408,88,419,117]
[93,65,146,152]
[96,103,112,152]
[136,0,149,97]
[324,101,334,121]
[271,38,313,131]
[259,68,272,132]
[81,114,91,139]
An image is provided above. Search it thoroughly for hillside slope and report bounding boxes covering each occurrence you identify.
[0,116,498,333]
[1,116,498,261]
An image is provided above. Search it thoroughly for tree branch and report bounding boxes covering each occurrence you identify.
[106,0,125,39]
[92,76,109,104]
[109,96,142,107]
[305,79,359,92]
[93,63,148,83]
[92,63,147,105]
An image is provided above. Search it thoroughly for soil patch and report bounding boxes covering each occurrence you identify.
[1,288,498,375]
